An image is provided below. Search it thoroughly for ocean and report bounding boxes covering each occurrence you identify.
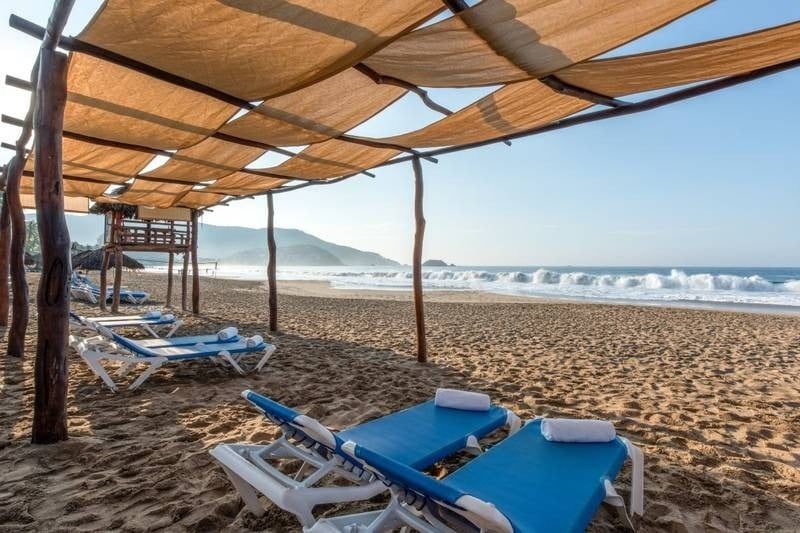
[166,265,800,309]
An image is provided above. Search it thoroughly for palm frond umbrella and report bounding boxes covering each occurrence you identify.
[71,249,145,271]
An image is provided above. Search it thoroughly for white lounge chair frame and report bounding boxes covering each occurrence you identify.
[72,335,275,392]
[70,315,182,339]
[210,395,522,530]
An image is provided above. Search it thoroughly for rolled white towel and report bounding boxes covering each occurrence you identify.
[218,326,239,341]
[246,335,264,348]
[143,310,162,319]
[162,314,175,322]
[434,388,491,411]
[540,418,616,443]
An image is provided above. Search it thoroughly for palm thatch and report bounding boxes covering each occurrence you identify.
[88,200,137,219]
[71,249,144,271]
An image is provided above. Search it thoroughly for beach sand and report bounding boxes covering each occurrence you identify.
[1,271,799,532]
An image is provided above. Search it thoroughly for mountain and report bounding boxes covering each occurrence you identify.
[46,214,399,267]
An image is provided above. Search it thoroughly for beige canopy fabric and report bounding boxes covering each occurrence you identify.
[142,138,266,183]
[176,191,228,209]
[116,181,193,209]
[557,20,800,97]
[379,80,591,148]
[220,68,406,147]
[24,138,153,183]
[264,139,399,180]
[77,0,444,101]
[20,176,109,199]
[65,54,238,150]
[203,172,289,195]
[20,193,90,213]
[364,0,711,87]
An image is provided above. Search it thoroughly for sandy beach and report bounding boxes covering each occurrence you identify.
[1,271,799,532]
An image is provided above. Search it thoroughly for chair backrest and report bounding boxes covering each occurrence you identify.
[343,440,514,533]
[96,324,159,358]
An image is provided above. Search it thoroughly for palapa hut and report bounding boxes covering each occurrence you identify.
[0,0,799,446]
[71,249,145,271]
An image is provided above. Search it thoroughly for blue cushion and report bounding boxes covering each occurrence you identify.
[244,391,302,424]
[339,400,508,469]
[444,420,628,532]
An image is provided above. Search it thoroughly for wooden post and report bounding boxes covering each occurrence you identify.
[111,245,122,312]
[98,247,109,311]
[32,46,70,444]
[5,155,28,358]
[0,185,10,327]
[267,192,277,332]
[412,157,427,363]
[191,210,199,314]
[166,252,174,307]
[181,250,188,311]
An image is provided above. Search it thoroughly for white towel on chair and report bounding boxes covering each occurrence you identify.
[541,418,616,443]
[246,335,264,348]
[218,327,239,341]
[162,314,175,322]
[143,310,161,319]
[434,388,491,411]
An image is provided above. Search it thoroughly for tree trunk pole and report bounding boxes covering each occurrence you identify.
[411,157,427,363]
[267,192,277,332]
[166,252,174,308]
[111,244,122,312]
[181,250,188,311]
[191,210,199,314]
[5,155,28,358]
[98,247,109,311]
[0,185,10,327]
[32,47,71,444]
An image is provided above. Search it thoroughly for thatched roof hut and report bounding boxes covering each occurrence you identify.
[71,249,145,271]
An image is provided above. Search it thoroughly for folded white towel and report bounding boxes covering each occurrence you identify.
[162,314,175,322]
[246,335,264,348]
[218,327,238,341]
[434,388,491,411]
[143,310,161,319]
[540,418,616,443]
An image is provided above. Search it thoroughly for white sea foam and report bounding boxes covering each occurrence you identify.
[189,265,800,307]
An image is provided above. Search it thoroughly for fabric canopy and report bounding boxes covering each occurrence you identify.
[20,193,90,213]
[77,0,443,100]
[6,2,799,210]
[363,0,711,87]
[557,20,800,96]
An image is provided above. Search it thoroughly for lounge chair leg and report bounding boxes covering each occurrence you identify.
[142,324,159,338]
[81,351,119,392]
[165,320,182,338]
[116,362,136,377]
[220,351,247,375]
[255,345,276,372]
[129,358,167,390]
[220,464,266,517]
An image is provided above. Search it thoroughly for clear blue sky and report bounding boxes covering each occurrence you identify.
[2,1,799,266]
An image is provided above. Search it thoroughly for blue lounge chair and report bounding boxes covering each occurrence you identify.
[73,326,274,392]
[70,272,150,305]
[325,418,644,532]
[69,311,182,338]
[210,390,522,528]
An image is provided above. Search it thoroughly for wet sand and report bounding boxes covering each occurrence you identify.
[1,272,799,532]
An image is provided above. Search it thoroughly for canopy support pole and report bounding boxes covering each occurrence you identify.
[191,210,199,314]
[267,192,277,332]
[0,180,10,327]
[166,252,174,308]
[31,45,71,444]
[5,155,28,358]
[98,247,109,311]
[181,251,188,311]
[111,243,122,312]
[412,157,427,363]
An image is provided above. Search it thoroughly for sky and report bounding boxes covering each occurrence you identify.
[1,1,799,267]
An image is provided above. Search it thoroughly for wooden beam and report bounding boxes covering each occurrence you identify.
[266,192,277,332]
[111,228,123,312]
[166,251,174,308]
[10,15,437,163]
[190,210,200,314]
[539,75,630,108]
[353,64,453,116]
[411,157,427,363]
[0,173,10,326]
[99,247,109,311]
[181,250,189,311]
[32,46,71,444]
[5,155,28,358]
